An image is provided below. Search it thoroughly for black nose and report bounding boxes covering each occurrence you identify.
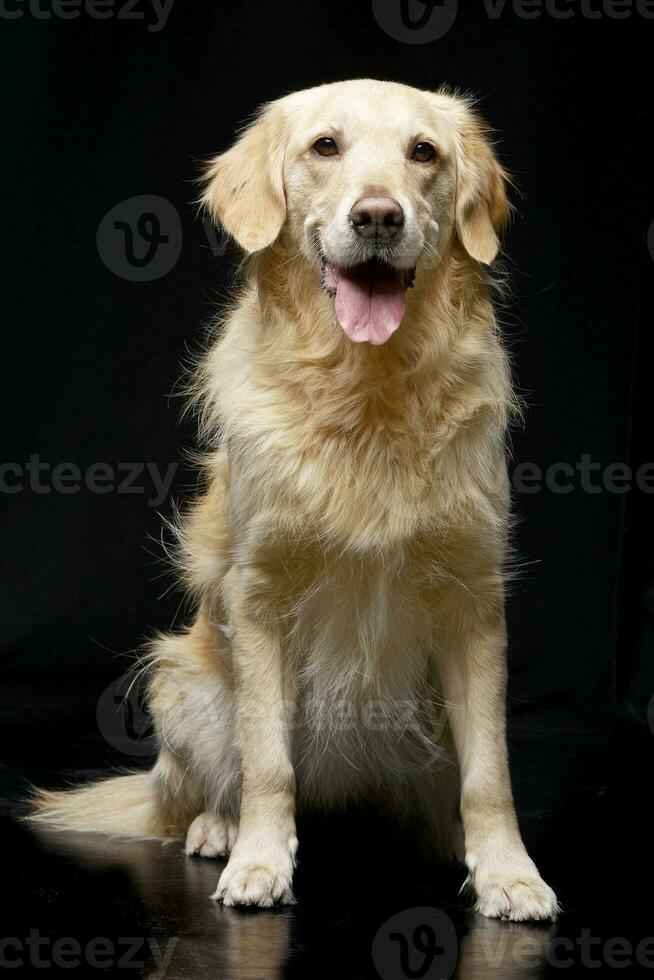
[349,196,405,239]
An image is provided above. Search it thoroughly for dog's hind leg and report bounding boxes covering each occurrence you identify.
[27,603,240,844]
[147,603,242,827]
[185,812,239,858]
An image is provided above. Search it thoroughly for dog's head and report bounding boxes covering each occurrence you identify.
[201,79,509,346]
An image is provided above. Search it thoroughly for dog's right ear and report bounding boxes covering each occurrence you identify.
[200,102,287,253]
[454,108,510,266]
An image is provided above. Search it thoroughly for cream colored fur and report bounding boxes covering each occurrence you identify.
[28,79,558,921]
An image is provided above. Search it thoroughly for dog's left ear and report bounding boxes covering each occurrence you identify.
[454,109,510,265]
[200,101,286,253]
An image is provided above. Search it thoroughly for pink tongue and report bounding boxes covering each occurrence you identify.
[334,273,406,346]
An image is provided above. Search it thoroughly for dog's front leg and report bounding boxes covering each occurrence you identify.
[212,573,297,907]
[435,599,559,922]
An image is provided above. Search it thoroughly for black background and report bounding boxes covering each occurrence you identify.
[2,1,653,745]
[2,5,654,977]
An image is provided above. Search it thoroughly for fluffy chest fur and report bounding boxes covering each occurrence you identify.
[197,258,512,554]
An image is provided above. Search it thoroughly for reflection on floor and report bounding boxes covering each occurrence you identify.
[2,718,652,978]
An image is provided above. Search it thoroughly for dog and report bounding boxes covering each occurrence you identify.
[29,79,558,921]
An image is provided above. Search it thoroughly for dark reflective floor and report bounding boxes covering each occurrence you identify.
[2,697,652,978]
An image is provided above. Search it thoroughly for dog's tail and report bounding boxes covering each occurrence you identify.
[25,755,196,841]
[26,772,162,839]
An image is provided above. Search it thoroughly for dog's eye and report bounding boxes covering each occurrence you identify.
[411,141,437,163]
[313,137,339,157]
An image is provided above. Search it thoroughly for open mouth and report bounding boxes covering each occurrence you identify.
[321,256,415,346]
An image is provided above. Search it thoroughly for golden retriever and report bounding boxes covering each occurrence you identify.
[29,79,558,921]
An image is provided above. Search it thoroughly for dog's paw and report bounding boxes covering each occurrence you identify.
[473,874,559,922]
[211,839,297,907]
[185,812,238,859]
[468,847,559,922]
